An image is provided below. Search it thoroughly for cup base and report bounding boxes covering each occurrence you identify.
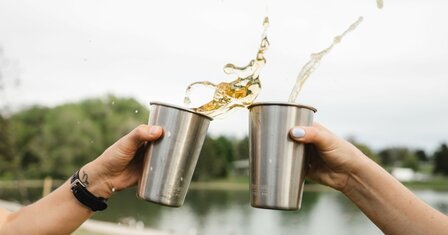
[250,203,300,211]
[136,193,183,208]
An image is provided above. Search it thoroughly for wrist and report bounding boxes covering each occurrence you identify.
[340,151,376,201]
[340,146,371,193]
[79,163,115,199]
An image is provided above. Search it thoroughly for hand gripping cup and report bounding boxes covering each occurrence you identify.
[137,102,212,207]
[248,102,316,210]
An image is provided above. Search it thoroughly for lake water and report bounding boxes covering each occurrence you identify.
[93,188,448,235]
[1,186,448,235]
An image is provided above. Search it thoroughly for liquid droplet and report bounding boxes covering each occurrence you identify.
[180,177,184,182]
[377,0,384,9]
[111,101,115,105]
[184,97,191,105]
[134,109,139,114]
[166,131,171,138]
[150,167,153,171]
[262,16,269,28]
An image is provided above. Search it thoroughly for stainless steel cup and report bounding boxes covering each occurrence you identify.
[137,102,212,207]
[248,102,317,210]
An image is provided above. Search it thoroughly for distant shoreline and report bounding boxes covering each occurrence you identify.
[189,181,336,192]
[1,178,447,191]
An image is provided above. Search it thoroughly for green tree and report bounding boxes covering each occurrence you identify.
[235,136,249,160]
[193,136,232,181]
[10,106,48,178]
[0,46,17,178]
[378,147,420,171]
[215,136,235,168]
[402,154,420,172]
[197,137,216,180]
[39,105,103,177]
[415,149,429,162]
[433,143,448,176]
[378,149,394,166]
[0,115,14,177]
[80,95,148,147]
[9,95,148,179]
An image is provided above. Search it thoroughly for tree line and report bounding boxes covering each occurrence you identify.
[1,95,448,181]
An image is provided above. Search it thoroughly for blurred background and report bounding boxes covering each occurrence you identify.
[1,0,448,234]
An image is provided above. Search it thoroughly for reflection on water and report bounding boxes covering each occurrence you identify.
[1,187,448,235]
[94,188,447,235]
[414,190,448,214]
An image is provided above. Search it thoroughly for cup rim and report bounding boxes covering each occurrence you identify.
[248,102,317,113]
[150,101,213,120]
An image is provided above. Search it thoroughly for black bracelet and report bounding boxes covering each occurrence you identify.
[70,170,108,211]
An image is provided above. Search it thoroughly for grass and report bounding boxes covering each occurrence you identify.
[403,177,448,191]
[190,175,448,191]
[190,175,249,190]
[189,176,333,192]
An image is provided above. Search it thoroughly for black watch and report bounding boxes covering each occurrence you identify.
[70,170,108,211]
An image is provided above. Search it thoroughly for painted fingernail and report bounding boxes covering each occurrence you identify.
[291,127,306,138]
[149,126,162,135]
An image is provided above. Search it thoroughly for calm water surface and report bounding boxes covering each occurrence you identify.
[94,188,448,235]
[1,187,447,235]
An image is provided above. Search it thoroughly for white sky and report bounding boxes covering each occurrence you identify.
[0,0,447,152]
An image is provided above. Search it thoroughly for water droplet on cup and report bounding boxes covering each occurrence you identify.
[166,131,171,138]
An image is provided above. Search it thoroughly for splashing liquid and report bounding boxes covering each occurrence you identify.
[288,17,363,103]
[377,0,384,9]
[184,17,270,118]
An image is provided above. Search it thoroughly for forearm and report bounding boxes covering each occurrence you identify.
[343,156,448,235]
[1,181,93,235]
[0,162,112,235]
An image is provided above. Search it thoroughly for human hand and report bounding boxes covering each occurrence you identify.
[289,123,369,192]
[80,125,163,198]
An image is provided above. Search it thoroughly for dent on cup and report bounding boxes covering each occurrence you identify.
[137,102,212,207]
[248,102,316,210]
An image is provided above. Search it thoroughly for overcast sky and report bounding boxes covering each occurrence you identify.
[1,0,447,152]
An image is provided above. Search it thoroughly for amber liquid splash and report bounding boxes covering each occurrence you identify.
[183,17,269,118]
[288,17,363,103]
[377,0,384,9]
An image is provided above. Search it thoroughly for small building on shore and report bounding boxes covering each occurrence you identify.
[232,159,249,176]
[390,167,430,182]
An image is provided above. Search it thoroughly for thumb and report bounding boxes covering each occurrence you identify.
[289,123,335,151]
[114,125,163,154]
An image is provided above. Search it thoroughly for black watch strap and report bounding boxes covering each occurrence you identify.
[70,170,108,211]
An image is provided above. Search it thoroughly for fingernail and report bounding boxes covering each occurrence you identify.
[291,127,305,138]
[149,126,162,135]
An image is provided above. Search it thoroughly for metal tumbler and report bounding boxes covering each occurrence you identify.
[248,102,316,210]
[137,102,212,207]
